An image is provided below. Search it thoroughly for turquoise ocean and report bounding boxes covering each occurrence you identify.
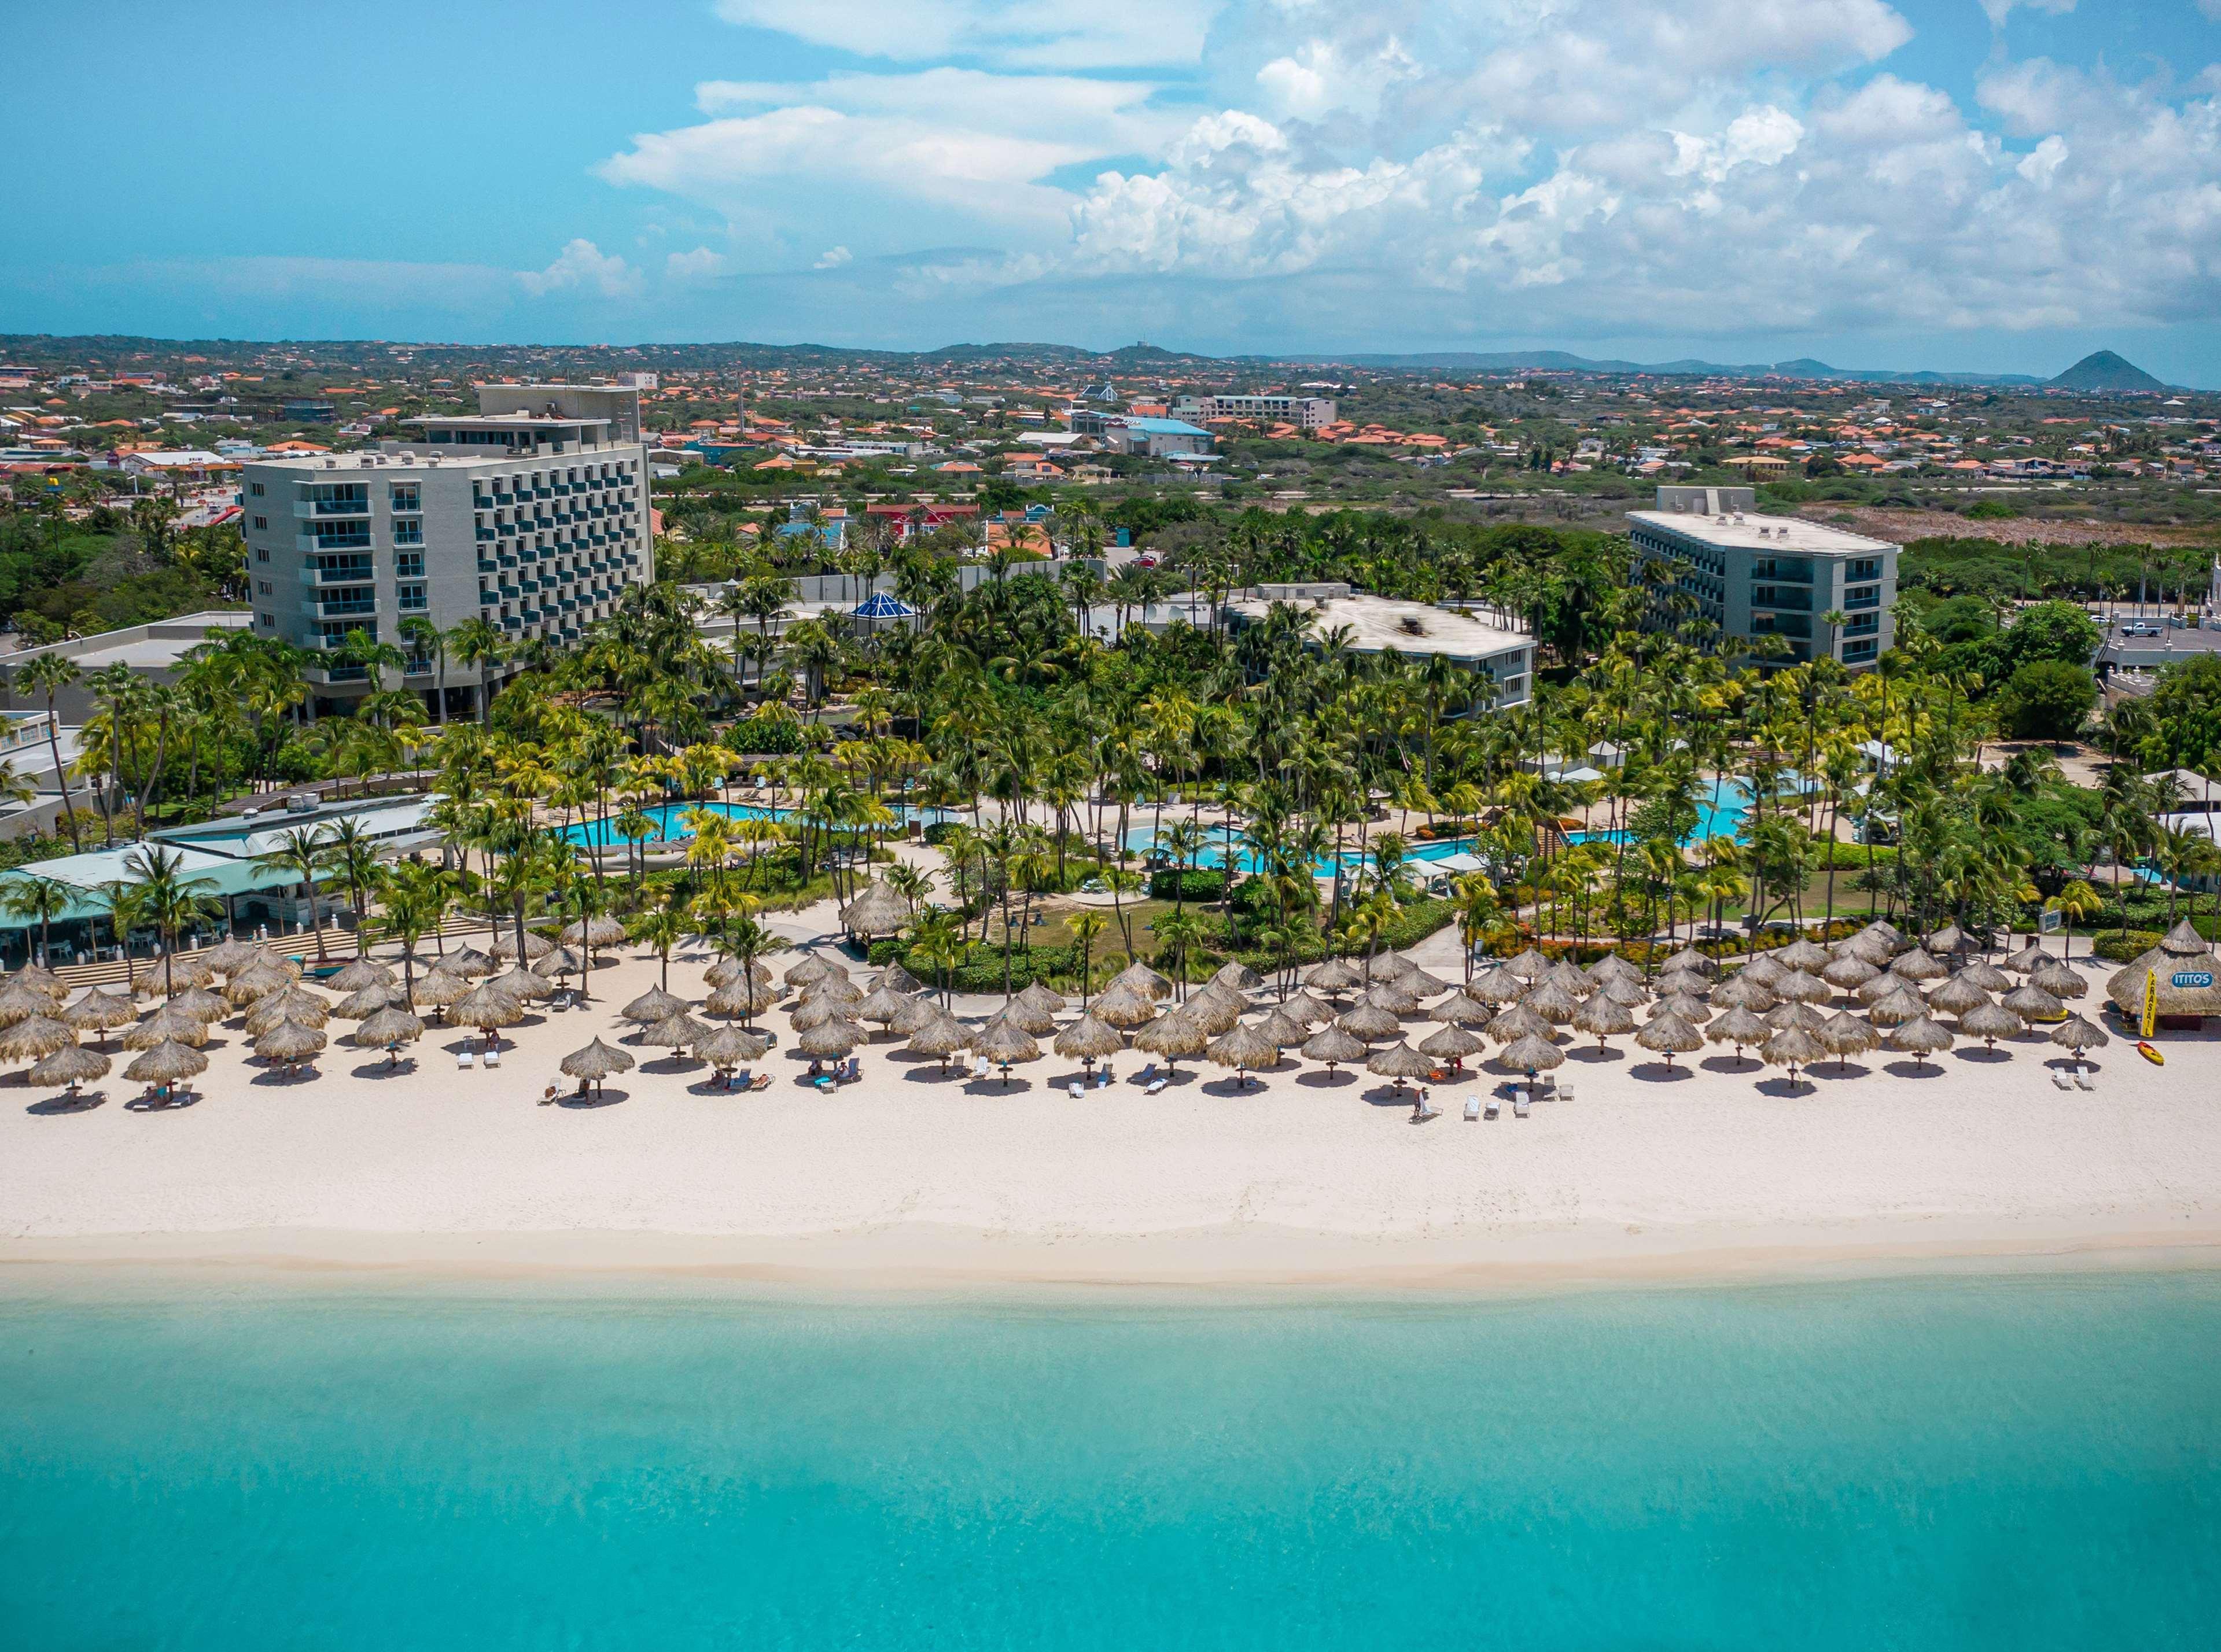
[3,1270,2218,1650]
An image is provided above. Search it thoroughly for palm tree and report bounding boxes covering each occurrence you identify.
[100,879,154,993]
[399,615,446,723]
[378,860,456,992]
[121,844,223,997]
[322,818,385,955]
[253,824,336,960]
[628,897,688,992]
[1068,909,1108,1006]
[448,617,506,725]
[16,652,84,850]
[2,875,75,969]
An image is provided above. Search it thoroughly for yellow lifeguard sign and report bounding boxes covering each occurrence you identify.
[2142,968,2159,1039]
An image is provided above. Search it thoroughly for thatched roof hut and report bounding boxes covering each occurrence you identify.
[1054,1013,1125,1064]
[854,983,915,1027]
[1763,1001,1827,1034]
[1210,960,1264,994]
[2105,920,2221,1019]
[205,938,260,975]
[2028,958,2086,999]
[1866,986,1927,1028]
[1660,946,1719,979]
[445,947,497,979]
[1924,974,1992,1017]
[1467,968,1526,1005]
[561,1037,635,1082]
[1820,1010,1881,1067]
[1654,991,1713,1024]
[124,1039,207,1085]
[839,882,913,937]
[995,998,1060,1038]
[784,953,847,989]
[1713,976,1777,1012]
[1763,1026,1828,1076]
[332,984,397,1021]
[30,1043,109,1091]
[354,1006,426,1050]
[2001,982,2066,1023]
[1774,939,1833,974]
[640,1012,712,1052]
[905,1012,969,1065]
[62,989,137,1040]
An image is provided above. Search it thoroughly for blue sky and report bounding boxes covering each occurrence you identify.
[8,1,2220,382]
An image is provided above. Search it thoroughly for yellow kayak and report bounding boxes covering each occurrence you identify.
[2137,1041,2165,1067]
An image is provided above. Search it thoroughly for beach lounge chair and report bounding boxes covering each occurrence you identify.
[749,1072,772,1092]
[1463,1095,1480,1122]
[456,1049,474,1070]
[1485,1094,1500,1120]
[1557,1080,1574,1104]
[2052,1070,2072,1090]
[1069,1081,1084,1099]
[973,1056,990,1081]
[1513,1091,1531,1119]
[2072,1064,2094,1092]
[1145,1077,1167,1095]
[484,1048,500,1069]
[551,990,572,1011]
[1135,1061,1156,1086]
[1096,1071,1111,1090]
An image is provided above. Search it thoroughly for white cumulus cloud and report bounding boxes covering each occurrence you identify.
[517,239,641,299]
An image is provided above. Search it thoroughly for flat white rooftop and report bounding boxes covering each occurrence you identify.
[1627,510,1896,556]
[1228,593,1531,660]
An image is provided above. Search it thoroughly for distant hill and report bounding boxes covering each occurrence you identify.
[1312,348,2046,386]
[2049,351,2166,393]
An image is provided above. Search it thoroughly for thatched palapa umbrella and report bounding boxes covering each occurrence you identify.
[1660,946,1719,979]
[1305,957,1364,995]
[1885,1013,1954,1071]
[9,963,67,1000]
[2001,941,2049,974]
[1924,974,1991,1018]
[255,1019,326,1068]
[1707,1005,1770,1061]
[1820,1009,1880,1071]
[222,963,291,1006]
[1590,975,1650,1008]
[1774,939,1833,974]
[1713,976,1777,1012]
[707,979,778,1021]
[1571,993,1636,1052]
[2001,982,2065,1024]
[333,984,396,1021]
[885,994,940,1037]
[0,979,61,1029]
[559,1036,633,1098]
[2050,1014,2109,1054]
[1959,958,2013,993]
[533,945,584,981]
[489,964,555,1003]
[1635,1011,1704,1068]
[326,956,396,994]
[791,994,856,1033]
[1500,947,1549,982]
[1091,983,1158,1030]
[1655,991,1713,1024]
[803,975,864,1005]
[354,1005,425,1061]
[875,962,922,994]
[1487,1002,1553,1044]
[1737,953,1788,988]
[795,1017,863,1062]
[698,1024,768,1074]
[62,989,137,1047]
[1210,960,1264,994]
[1279,990,1332,1026]
[1336,1001,1403,1042]
[2029,958,2086,999]
[0,1014,72,1067]
[621,986,687,1025]
[445,946,497,980]
[972,1016,1041,1083]
[1111,960,1174,1000]
[1184,986,1246,1037]
[411,969,470,1021]
[1208,1020,1281,1086]
[492,929,555,962]
[784,953,845,989]
[1366,1039,1434,1092]
[1467,968,1525,1005]
[31,1042,109,1094]
[1866,986,1927,1028]
[204,937,260,975]
[1764,1000,1827,1034]
[452,983,524,1039]
[124,1039,207,1090]
[1054,1012,1125,1072]
[244,987,330,1037]
[1497,1032,1564,1079]
[1762,1025,1827,1081]
[838,883,911,941]
[1299,1024,1366,1075]
[561,916,629,952]
[996,997,1060,1038]
[1889,948,1948,984]
[1822,954,1881,991]
[1960,1001,2024,1050]
[121,1005,209,1050]
[1418,1022,1485,1065]
[164,985,230,1024]
[1361,980,1421,1017]
[905,1010,970,1072]
[1133,1010,1206,1074]
[1653,969,1711,1003]
[854,983,915,1028]
[640,1012,712,1060]
[1773,970,1833,1005]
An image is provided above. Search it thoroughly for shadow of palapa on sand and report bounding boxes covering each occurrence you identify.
[1883,1059,1949,1079]
[555,1086,628,1109]
[1296,1068,1357,1089]
[349,1059,417,1081]
[123,1089,200,1112]
[27,1090,105,1115]
[1569,1045,1626,1065]
[1631,1061,1696,1082]
[249,1064,320,1086]
[1755,1076,1814,1099]
[1953,1046,2012,1064]
[1809,1061,1873,1082]
[1699,1054,1760,1075]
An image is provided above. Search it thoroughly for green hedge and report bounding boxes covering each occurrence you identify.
[2091,930,2163,964]
[1149,868,1228,902]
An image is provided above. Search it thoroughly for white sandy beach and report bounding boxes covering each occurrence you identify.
[2,920,2218,1289]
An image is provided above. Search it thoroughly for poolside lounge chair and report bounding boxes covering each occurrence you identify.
[1145,1076,1167,1095]
[2052,1070,2072,1090]
[2072,1065,2094,1092]
[484,1048,500,1070]
[456,1049,474,1071]
[1513,1091,1532,1119]
[1463,1095,1480,1122]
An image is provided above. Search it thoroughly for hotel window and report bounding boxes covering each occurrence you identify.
[256,545,268,562]
[393,518,423,545]
[395,550,425,578]
[249,481,265,496]
[397,584,428,611]
[390,482,420,512]
[251,514,267,531]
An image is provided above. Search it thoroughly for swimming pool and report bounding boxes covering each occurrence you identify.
[1121,823,1479,879]
[562,799,954,848]
[1565,779,1761,849]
